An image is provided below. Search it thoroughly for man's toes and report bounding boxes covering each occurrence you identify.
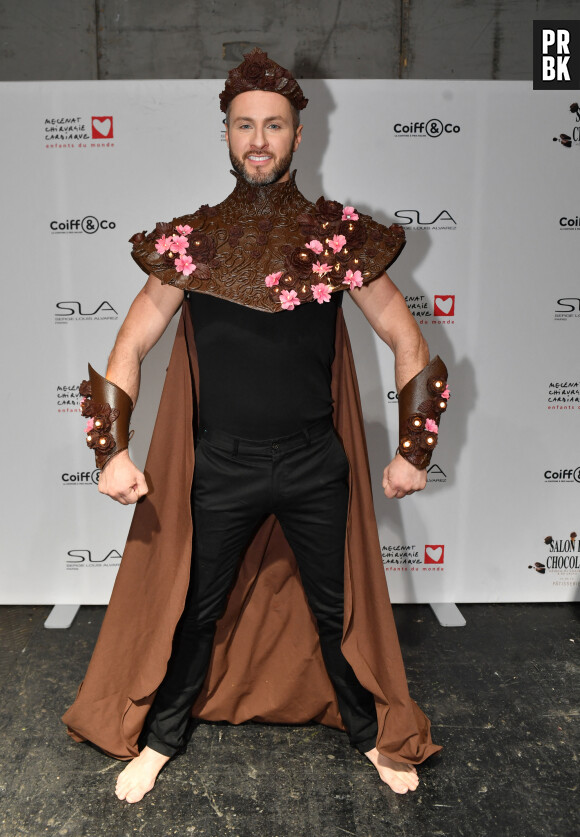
[387,776,410,794]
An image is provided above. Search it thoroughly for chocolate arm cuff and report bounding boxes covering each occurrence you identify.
[81,365,133,471]
[397,356,449,470]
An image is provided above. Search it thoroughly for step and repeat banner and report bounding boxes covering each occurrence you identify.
[1,80,578,604]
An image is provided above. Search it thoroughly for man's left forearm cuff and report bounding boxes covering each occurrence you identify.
[397,356,449,470]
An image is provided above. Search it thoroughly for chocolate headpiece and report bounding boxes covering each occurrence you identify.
[219,47,308,113]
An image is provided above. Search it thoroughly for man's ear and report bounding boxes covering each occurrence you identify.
[293,124,303,153]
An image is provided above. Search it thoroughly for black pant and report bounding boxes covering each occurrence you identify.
[142,421,378,756]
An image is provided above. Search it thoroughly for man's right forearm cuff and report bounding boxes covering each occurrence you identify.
[80,365,133,471]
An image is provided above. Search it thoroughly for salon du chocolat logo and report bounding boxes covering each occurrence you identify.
[551,102,580,150]
[546,379,580,409]
[405,294,456,325]
[45,115,115,150]
[529,533,580,589]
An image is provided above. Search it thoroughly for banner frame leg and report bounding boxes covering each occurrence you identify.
[44,604,81,629]
[430,602,466,627]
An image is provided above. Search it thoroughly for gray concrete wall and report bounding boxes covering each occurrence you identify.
[1,0,579,81]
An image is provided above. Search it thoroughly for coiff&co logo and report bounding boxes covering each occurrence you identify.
[50,217,116,234]
[544,468,580,483]
[393,119,461,138]
[62,470,100,486]
[45,114,115,149]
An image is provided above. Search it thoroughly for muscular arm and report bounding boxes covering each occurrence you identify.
[98,275,184,504]
[349,272,430,499]
[106,274,185,402]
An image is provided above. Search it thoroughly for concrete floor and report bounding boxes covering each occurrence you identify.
[0,603,578,837]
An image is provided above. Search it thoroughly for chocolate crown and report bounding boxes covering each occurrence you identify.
[219,47,308,113]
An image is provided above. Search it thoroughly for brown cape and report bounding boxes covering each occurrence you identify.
[62,302,441,765]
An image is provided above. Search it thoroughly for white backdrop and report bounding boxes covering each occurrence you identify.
[1,80,578,604]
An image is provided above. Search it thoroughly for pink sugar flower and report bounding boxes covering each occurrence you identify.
[85,418,94,433]
[171,235,189,255]
[265,271,283,287]
[155,234,172,254]
[328,234,347,254]
[175,224,193,235]
[442,387,450,400]
[305,239,324,254]
[175,255,196,276]
[425,418,439,434]
[342,269,363,290]
[311,283,332,304]
[280,289,300,310]
[312,261,331,277]
[342,206,359,221]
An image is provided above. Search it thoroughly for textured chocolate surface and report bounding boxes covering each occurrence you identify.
[130,172,406,313]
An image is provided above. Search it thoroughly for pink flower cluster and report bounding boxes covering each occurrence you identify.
[311,283,331,304]
[265,271,283,287]
[155,228,197,275]
[328,234,347,254]
[442,387,450,400]
[425,418,439,434]
[280,289,300,310]
[342,206,359,221]
[342,269,363,290]
[312,261,331,277]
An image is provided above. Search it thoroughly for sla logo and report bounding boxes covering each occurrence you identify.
[54,300,118,323]
[394,119,461,138]
[394,210,457,230]
[427,464,447,483]
[92,116,114,139]
[554,298,580,320]
[533,21,580,90]
[66,548,122,568]
[424,545,444,565]
[433,295,455,316]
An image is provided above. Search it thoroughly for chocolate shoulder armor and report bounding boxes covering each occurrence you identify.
[398,357,450,470]
[129,173,405,313]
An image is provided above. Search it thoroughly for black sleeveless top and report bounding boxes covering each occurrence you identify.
[188,291,343,439]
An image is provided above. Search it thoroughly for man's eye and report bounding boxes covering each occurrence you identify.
[268,124,281,130]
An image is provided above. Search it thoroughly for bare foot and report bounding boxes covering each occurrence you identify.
[115,746,171,803]
[364,748,419,794]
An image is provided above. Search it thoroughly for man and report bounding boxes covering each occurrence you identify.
[64,49,448,804]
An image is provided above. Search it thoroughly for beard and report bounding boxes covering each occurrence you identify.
[229,147,294,186]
